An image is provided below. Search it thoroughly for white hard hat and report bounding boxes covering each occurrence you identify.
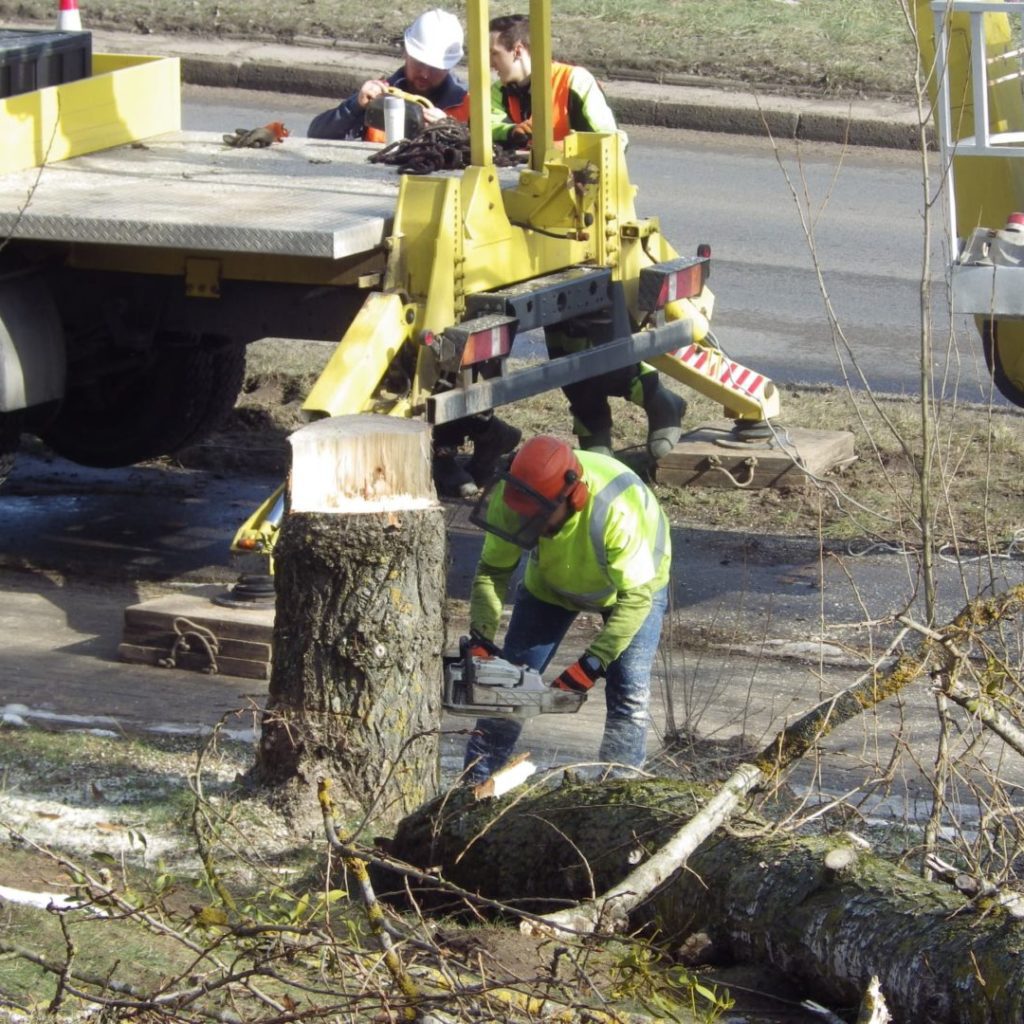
[404,9,464,71]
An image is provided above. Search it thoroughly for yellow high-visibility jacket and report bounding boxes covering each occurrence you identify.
[470,451,670,667]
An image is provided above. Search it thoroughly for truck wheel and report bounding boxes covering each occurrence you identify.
[981,318,1024,408]
[41,336,246,468]
[0,412,20,487]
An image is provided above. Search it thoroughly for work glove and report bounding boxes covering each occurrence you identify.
[507,123,532,149]
[222,121,290,148]
[553,653,603,693]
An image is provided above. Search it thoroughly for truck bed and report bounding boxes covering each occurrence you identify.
[0,130,401,259]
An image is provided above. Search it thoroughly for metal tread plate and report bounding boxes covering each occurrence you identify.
[0,131,402,258]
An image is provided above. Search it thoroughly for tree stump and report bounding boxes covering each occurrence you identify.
[252,415,446,830]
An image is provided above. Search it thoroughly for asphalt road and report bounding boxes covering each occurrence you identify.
[182,84,993,400]
[4,444,1024,818]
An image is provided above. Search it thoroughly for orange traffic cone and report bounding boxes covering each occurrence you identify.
[57,0,83,32]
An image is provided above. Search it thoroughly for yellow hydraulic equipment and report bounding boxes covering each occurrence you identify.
[915,0,1024,405]
[231,0,781,559]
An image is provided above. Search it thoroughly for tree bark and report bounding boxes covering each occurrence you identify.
[385,777,1024,1024]
[251,415,446,829]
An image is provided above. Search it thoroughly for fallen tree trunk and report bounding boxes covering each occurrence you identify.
[381,580,1024,1021]
[251,415,446,829]
[385,777,1024,1024]
[528,587,1024,937]
[534,629,917,935]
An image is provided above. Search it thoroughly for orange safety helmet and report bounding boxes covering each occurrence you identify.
[503,436,589,516]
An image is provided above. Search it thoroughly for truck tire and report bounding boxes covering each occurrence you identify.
[41,336,246,468]
[0,411,19,487]
[981,318,1024,409]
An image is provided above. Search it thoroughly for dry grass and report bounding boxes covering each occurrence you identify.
[185,339,1024,554]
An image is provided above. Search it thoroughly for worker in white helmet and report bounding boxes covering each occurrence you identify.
[308,10,520,496]
[308,9,471,141]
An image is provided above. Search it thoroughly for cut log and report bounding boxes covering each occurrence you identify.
[249,415,446,829]
[385,777,1024,1024]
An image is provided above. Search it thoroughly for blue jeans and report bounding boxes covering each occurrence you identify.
[463,584,668,782]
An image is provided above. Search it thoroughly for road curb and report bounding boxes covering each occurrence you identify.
[179,55,923,150]
[7,19,922,150]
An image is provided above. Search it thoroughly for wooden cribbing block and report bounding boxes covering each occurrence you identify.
[118,642,270,682]
[656,421,855,490]
[120,626,271,663]
[119,585,274,682]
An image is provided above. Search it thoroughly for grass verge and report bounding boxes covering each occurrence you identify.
[0,726,735,1024]
[3,0,917,98]
[178,338,1024,556]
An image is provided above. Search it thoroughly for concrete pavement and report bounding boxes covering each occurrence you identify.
[10,19,924,149]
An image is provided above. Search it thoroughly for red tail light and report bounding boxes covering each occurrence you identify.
[638,255,710,312]
[461,321,513,366]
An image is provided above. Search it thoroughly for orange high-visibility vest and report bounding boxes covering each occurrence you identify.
[504,62,574,142]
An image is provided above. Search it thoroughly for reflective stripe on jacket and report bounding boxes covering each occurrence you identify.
[479,450,671,613]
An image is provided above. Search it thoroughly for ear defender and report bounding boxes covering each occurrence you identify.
[564,469,589,512]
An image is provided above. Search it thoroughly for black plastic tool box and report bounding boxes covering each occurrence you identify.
[0,28,92,99]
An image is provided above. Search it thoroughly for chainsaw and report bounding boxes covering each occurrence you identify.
[442,633,588,719]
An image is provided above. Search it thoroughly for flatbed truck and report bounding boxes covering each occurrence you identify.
[0,1,782,560]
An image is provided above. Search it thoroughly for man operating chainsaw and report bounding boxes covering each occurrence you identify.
[308,9,471,141]
[463,435,671,783]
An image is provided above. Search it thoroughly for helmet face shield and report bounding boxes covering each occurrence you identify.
[469,472,561,549]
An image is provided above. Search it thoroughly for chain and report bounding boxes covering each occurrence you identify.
[368,119,527,175]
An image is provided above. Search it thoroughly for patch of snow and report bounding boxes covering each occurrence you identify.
[0,704,258,744]
[1,704,121,730]
[0,793,177,860]
[148,721,258,743]
[0,884,106,916]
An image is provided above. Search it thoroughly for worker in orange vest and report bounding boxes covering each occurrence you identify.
[308,9,471,141]
[488,13,625,148]
[487,14,685,463]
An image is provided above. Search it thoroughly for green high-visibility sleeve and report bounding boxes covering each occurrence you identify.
[587,582,654,669]
[469,559,518,641]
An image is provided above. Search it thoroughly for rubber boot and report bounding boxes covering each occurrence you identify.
[576,423,614,458]
[433,452,478,498]
[635,375,687,461]
[466,417,522,487]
